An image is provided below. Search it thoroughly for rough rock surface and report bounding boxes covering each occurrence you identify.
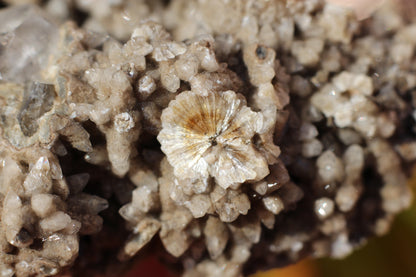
[0,1,415,277]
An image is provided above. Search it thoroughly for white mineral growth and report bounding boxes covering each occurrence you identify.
[114,112,135,133]
[23,157,53,195]
[157,89,269,189]
[204,216,229,259]
[0,133,105,277]
[0,265,14,277]
[0,5,59,83]
[298,123,319,141]
[314,198,335,220]
[184,194,213,218]
[335,144,364,212]
[39,211,72,233]
[291,38,324,66]
[137,75,157,99]
[0,0,415,276]
[131,186,158,213]
[302,139,323,158]
[31,193,57,218]
[262,196,284,215]
[331,232,353,258]
[317,150,345,183]
[320,214,347,235]
[120,217,161,259]
[336,185,361,212]
[215,190,251,222]
[396,142,416,161]
[2,191,23,244]
[370,139,413,213]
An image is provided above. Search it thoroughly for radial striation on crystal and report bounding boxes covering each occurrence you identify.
[157,90,269,189]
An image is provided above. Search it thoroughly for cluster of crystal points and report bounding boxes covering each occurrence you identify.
[0,0,415,276]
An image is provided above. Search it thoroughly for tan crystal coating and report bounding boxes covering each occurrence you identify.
[0,0,415,277]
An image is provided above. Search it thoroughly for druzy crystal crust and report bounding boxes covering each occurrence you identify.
[0,1,415,277]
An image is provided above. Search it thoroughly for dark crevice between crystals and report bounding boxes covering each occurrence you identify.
[244,197,318,275]
[71,7,89,27]
[347,154,385,245]
[57,141,133,275]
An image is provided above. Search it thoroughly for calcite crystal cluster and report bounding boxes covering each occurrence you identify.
[0,0,415,276]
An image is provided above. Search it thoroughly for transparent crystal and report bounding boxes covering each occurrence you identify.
[0,5,59,83]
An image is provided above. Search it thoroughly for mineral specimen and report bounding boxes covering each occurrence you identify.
[0,0,415,277]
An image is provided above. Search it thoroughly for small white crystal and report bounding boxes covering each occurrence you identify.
[262,196,284,215]
[314,197,335,219]
[31,194,56,218]
[39,211,72,233]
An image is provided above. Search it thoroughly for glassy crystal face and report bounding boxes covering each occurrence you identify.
[0,5,59,83]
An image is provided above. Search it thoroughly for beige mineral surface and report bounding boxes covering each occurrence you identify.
[0,0,415,277]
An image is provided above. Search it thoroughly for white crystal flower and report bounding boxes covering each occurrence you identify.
[157,90,269,189]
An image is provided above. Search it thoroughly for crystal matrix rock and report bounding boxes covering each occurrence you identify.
[0,1,415,277]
